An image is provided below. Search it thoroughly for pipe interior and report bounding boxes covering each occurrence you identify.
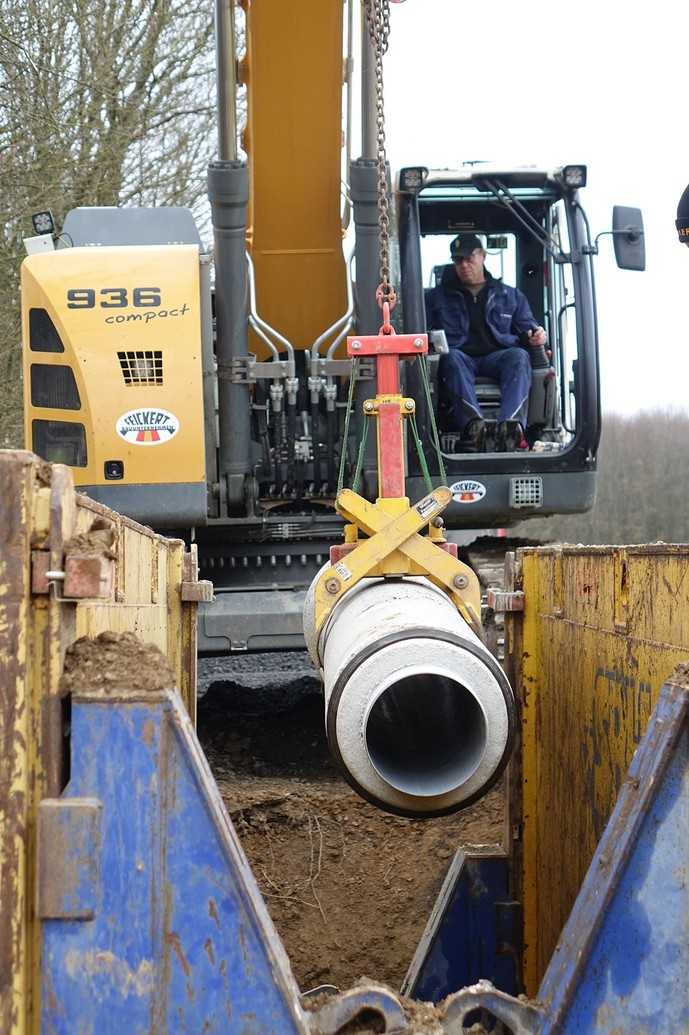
[364,673,487,798]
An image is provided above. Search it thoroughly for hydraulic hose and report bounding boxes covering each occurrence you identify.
[287,399,297,495]
[326,396,337,493]
[311,398,322,492]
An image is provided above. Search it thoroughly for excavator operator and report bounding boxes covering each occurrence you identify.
[425,234,548,452]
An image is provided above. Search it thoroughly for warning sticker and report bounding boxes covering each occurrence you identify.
[416,496,438,519]
[334,561,352,582]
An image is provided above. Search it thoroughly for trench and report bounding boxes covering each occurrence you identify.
[197,652,505,992]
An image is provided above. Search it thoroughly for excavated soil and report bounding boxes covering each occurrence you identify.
[61,630,175,694]
[64,516,117,558]
[668,660,689,689]
[197,659,505,994]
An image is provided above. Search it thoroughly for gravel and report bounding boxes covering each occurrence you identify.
[197,650,318,695]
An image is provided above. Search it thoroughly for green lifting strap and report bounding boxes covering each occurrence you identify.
[338,351,447,500]
[337,357,359,495]
[352,417,370,495]
[409,413,433,494]
[418,354,447,484]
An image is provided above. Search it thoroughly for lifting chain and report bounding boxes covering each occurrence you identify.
[364,0,396,312]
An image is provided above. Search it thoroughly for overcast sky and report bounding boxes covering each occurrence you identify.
[380,0,689,415]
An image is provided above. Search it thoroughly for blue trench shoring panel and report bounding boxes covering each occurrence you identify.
[537,677,689,1034]
[401,852,519,1003]
[37,674,689,1033]
[402,678,689,1033]
[39,686,308,1035]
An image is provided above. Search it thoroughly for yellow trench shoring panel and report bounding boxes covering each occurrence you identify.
[244,0,347,353]
[510,543,689,994]
[0,451,206,1034]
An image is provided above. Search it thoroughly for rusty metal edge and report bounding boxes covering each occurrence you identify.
[76,492,185,547]
[0,452,35,1035]
[518,543,689,557]
[161,689,309,1031]
[536,679,689,1025]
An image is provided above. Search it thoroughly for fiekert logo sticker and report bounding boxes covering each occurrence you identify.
[451,479,486,504]
[116,408,179,446]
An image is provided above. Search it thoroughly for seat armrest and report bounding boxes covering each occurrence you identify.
[429,329,449,355]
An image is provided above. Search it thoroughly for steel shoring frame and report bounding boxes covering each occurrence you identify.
[409,675,689,1032]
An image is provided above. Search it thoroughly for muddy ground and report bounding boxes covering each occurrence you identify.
[197,655,505,993]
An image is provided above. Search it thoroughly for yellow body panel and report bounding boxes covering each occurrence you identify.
[0,451,203,1033]
[511,544,689,993]
[21,246,205,486]
[244,0,347,353]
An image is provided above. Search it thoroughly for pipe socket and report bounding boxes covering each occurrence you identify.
[304,575,515,818]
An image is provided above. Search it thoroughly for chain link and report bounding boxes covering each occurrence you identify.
[364,0,394,303]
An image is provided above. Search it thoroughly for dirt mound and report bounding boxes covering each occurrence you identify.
[60,631,175,694]
[199,676,332,780]
[222,776,503,992]
[668,660,689,689]
[64,516,116,558]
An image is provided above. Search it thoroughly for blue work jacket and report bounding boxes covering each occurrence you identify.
[425,266,538,351]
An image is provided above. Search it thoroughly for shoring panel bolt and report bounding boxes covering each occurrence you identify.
[325,577,341,595]
[404,400,414,411]
[414,337,424,348]
[364,400,375,413]
[453,574,469,590]
[352,340,362,351]
[432,516,444,528]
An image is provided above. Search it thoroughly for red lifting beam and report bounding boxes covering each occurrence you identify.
[347,305,428,500]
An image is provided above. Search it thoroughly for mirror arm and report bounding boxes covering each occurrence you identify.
[593,227,645,254]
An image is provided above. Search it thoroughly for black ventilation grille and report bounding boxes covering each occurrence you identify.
[32,420,87,467]
[118,350,163,385]
[510,476,543,508]
[29,308,64,353]
[30,364,81,410]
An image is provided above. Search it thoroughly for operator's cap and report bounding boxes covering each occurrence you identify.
[450,234,484,259]
[677,183,689,246]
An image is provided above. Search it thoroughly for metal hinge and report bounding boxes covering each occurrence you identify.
[181,580,214,603]
[218,357,289,384]
[181,546,214,603]
[32,549,114,600]
[312,357,354,378]
[487,588,524,613]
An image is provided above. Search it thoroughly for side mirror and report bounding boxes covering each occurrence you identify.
[612,206,645,271]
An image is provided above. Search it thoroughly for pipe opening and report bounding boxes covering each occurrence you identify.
[365,673,487,798]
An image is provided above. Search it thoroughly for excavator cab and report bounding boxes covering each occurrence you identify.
[395,164,644,529]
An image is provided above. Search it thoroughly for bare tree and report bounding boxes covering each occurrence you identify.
[0,0,217,445]
[519,410,689,546]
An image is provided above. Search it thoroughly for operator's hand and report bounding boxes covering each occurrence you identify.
[528,326,547,347]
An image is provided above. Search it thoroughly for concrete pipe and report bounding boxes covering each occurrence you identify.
[304,575,515,817]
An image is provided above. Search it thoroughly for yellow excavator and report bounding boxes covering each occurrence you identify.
[20,0,644,654]
[8,4,689,1034]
